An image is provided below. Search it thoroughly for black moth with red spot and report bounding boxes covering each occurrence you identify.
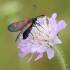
[8,5,44,42]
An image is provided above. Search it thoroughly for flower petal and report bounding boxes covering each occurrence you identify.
[34,53,43,61]
[18,43,23,48]
[52,13,57,19]
[54,36,62,44]
[36,18,44,24]
[57,20,67,32]
[43,16,47,24]
[31,45,45,53]
[27,53,34,63]
[19,51,26,58]
[21,47,31,53]
[48,14,57,25]
[46,48,54,59]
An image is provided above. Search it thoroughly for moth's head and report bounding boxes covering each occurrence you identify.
[30,18,37,24]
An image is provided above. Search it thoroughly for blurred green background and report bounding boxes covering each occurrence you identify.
[0,0,70,70]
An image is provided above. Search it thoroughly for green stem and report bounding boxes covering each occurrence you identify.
[52,45,67,70]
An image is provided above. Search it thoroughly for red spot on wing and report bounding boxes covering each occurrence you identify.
[27,23,32,27]
[13,23,17,27]
[24,18,29,23]
[21,27,24,31]
[18,22,22,27]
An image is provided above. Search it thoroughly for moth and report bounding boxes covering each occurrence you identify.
[8,5,44,42]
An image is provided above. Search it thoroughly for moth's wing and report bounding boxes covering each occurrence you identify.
[8,20,28,32]
[15,32,23,42]
[23,25,33,39]
[15,22,32,42]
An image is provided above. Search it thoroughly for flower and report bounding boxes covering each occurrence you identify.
[18,13,67,63]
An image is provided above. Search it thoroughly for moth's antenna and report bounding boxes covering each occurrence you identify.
[37,14,44,17]
[33,5,36,17]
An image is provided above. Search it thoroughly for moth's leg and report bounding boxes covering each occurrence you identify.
[33,25,41,32]
[30,32,34,39]
[36,21,48,37]
[36,20,44,28]
[30,32,35,41]
[35,20,45,32]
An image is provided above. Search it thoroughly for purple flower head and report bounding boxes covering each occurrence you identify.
[18,13,67,63]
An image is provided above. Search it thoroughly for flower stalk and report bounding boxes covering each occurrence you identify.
[52,45,67,70]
